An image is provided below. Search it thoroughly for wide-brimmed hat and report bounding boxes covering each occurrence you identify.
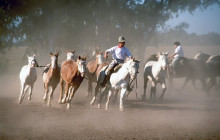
[173,41,180,46]
[118,36,125,43]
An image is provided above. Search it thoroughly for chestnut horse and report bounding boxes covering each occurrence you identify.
[42,52,60,106]
[59,56,87,109]
[86,51,104,98]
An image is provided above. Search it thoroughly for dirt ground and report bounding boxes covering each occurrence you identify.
[1,45,220,140]
[1,72,220,140]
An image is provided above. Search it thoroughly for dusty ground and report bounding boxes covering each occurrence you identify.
[1,45,220,140]
[1,72,220,140]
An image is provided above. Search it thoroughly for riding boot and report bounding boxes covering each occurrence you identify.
[100,73,110,87]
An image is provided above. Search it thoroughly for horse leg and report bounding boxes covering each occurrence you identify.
[87,80,92,98]
[112,89,119,104]
[150,81,156,100]
[142,77,148,101]
[67,86,79,109]
[62,83,69,104]
[182,78,189,90]
[58,77,64,104]
[105,89,113,110]
[119,88,127,111]
[18,83,26,104]
[43,83,49,102]
[97,86,109,109]
[159,82,166,100]
[48,87,55,106]
[90,84,100,106]
[28,85,33,101]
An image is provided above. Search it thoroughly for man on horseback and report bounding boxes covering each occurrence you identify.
[100,36,133,87]
[168,41,184,75]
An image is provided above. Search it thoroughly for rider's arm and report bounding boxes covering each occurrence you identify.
[168,53,177,59]
[105,46,116,59]
[126,48,133,59]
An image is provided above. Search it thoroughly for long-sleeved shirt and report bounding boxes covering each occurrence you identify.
[174,45,184,58]
[106,46,132,60]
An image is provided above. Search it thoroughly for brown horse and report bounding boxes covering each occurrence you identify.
[86,51,104,98]
[43,52,60,106]
[59,56,87,109]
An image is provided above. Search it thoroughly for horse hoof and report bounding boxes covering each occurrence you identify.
[66,105,70,109]
[90,101,95,106]
[28,97,31,101]
[97,104,101,109]
[18,99,22,104]
[105,107,108,110]
[58,99,62,104]
[120,108,124,111]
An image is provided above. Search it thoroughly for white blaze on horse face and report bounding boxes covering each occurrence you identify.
[78,60,86,77]
[51,56,57,69]
[159,54,168,70]
[67,52,74,60]
[96,53,104,65]
[128,60,139,80]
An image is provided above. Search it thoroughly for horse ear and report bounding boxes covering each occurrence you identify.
[50,52,53,56]
[158,52,162,55]
[27,55,29,58]
[33,54,36,58]
[66,50,69,54]
[78,56,81,60]
[55,52,59,57]
[165,52,169,55]
[72,50,75,53]
[84,56,87,61]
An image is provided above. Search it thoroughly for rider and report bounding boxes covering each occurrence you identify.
[168,41,184,74]
[100,36,133,87]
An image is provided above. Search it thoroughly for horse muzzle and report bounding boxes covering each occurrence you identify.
[81,73,85,78]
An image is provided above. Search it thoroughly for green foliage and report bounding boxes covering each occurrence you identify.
[0,0,219,53]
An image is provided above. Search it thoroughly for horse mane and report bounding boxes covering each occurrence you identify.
[144,54,158,66]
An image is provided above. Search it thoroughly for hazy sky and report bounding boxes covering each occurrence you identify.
[166,4,220,35]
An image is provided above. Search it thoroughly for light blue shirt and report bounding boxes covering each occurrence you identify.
[106,46,132,60]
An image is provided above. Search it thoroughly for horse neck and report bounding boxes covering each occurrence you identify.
[152,60,163,77]
[115,63,129,80]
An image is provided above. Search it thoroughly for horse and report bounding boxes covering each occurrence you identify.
[86,51,104,98]
[142,52,169,101]
[59,56,87,109]
[18,54,39,104]
[205,55,220,92]
[42,52,60,106]
[90,58,140,111]
[168,57,210,93]
[193,52,210,62]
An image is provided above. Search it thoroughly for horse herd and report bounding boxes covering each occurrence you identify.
[18,50,220,111]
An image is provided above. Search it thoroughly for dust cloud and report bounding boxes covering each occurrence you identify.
[0,44,220,139]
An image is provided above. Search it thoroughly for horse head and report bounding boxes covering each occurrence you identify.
[50,52,59,69]
[27,54,39,67]
[66,50,75,60]
[126,58,141,81]
[96,51,104,65]
[158,52,169,70]
[77,56,87,78]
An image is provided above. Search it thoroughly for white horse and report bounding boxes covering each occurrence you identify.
[142,52,169,101]
[18,54,39,104]
[92,58,140,111]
